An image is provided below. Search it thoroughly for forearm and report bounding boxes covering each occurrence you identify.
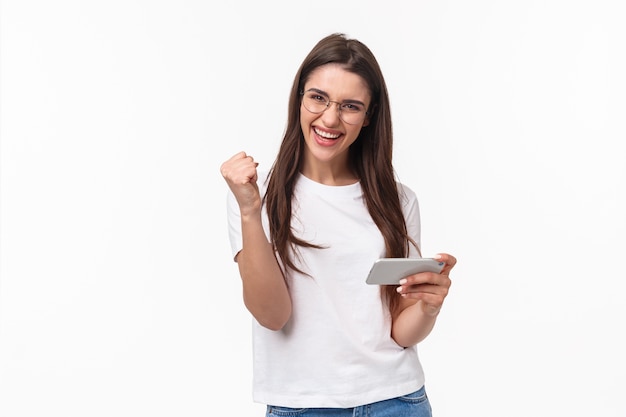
[237,212,291,331]
[391,300,439,348]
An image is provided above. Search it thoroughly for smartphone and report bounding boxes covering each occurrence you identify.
[365,258,445,285]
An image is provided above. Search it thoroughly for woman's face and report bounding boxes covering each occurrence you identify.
[299,64,371,181]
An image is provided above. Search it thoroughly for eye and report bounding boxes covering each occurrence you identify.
[341,103,365,113]
[306,92,328,103]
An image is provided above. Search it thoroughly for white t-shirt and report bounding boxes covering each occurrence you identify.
[227,171,424,408]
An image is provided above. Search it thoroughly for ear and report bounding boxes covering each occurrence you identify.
[362,104,376,127]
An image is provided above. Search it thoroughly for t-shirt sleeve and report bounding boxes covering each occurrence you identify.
[226,189,243,261]
[398,183,422,258]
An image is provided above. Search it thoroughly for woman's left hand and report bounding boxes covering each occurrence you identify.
[396,253,457,316]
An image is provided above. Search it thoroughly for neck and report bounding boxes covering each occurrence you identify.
[300,163,358,186]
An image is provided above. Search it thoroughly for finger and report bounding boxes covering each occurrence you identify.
[233,155,258,171]
[434,253,457,274]
[398,271,442,286]
[398,286,446,305]
[229,151,248,162]
[221,151,257,170]
[223,151,246,166]
[397,283,441,295]
[221,153,259,183]
[397,279,450,296]
[220,151,246,176]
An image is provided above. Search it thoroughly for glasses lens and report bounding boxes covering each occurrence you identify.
[339,103,365,125]
[302,91,328,114]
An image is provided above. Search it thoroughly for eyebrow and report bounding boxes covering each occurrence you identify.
[306,88,367,107]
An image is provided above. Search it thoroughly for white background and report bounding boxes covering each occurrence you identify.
[1,1,625,416]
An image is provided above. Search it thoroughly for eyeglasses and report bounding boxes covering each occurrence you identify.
[300,89,369,125]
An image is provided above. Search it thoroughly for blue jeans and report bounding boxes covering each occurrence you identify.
[265,386,432,417]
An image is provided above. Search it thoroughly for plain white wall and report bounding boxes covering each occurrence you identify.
[1,1,624,416]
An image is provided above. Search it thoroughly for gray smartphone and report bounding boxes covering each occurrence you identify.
[365,258,445,285]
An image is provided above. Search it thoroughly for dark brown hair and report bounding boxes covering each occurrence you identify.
[264,33,418,313]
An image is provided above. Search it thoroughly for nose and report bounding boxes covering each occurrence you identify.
[320,101,342,126]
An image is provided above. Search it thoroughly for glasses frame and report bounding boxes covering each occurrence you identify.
[300,89,369,125]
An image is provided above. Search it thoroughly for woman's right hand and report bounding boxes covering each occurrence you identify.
[220,151,261,216]
[221,152,292,330]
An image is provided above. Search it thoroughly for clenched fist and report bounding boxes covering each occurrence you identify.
[220,151,262,216]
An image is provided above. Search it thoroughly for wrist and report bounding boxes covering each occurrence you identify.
[420,301,441,317]
[240,206,262,221]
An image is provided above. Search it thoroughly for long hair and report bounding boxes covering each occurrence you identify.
[264,33,418,313]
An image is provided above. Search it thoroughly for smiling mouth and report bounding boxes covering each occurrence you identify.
[314,127,341,140]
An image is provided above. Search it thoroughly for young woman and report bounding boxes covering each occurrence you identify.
[220,33,456,417]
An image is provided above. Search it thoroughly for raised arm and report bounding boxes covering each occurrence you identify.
[221,151,292,330]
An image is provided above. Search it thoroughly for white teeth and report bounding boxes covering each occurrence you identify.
[314,127,340,139]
